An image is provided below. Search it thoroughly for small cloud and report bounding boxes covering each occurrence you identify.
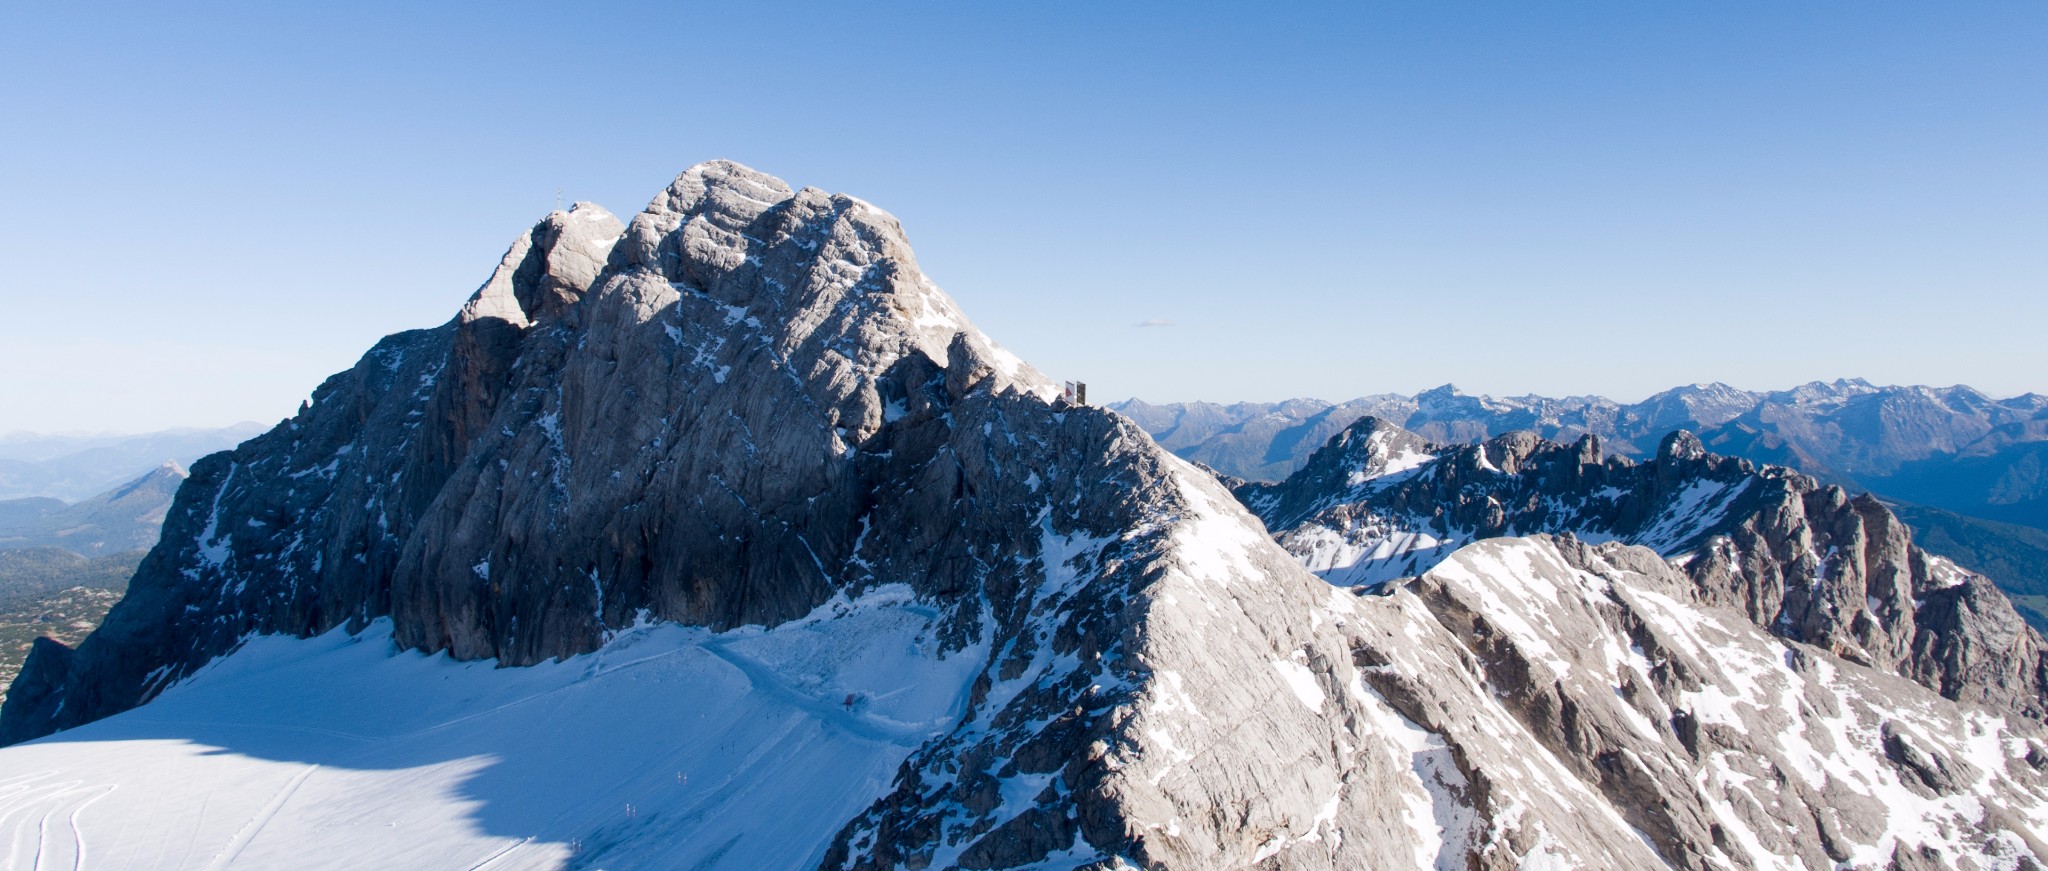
[1134,318,1176,328]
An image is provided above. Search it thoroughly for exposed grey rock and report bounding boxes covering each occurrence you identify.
[0,161,1056,741]
[1356,535,2048,870]
[1237,415,2048,725]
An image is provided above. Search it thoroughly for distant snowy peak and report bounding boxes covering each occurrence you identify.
[0,425,260,503]
[103,460,186,498]
[1240,416,1442,531]
[1622,381,1757,430]
[1775,376,1882,406]
[1236,417,2048,724]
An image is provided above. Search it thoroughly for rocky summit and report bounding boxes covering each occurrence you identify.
[2,163,2045,869]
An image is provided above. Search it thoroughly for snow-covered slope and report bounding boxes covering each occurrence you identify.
[1342,536,2048,870]
[0,587,975,869]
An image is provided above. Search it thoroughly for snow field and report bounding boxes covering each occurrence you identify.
[0,584,979,870]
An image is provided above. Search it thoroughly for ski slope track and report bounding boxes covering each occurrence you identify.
[2,163,2045,868]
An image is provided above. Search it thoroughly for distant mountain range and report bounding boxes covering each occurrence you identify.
[0,423,264,502]
[1113,380,2048,529]
[0,462,186,555]
[1230,415,2048,719]
[1117,382,2048,629]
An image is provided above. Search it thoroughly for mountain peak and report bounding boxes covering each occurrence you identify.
[100,461,187,504]
[1340,414,1410,439]
[1664,381,1741,396]
[1657,428,1706,461]
[3,159,1070,743]
[1239,417,2048,728]
[1321,416,1436,475]
[1234,416,1439,528]
[1777,377,1881,404]
[659,159,796,214]
[606,161,1050,405]
[461,202,624,330]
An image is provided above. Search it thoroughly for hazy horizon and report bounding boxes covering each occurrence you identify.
[9,375,2047,439]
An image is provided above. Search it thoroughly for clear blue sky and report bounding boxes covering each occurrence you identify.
[3,2,2043,432]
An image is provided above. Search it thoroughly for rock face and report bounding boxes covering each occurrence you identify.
[1351,535,2048,871]
[1238,415,2048,724]
[6,161,1421,866]
[4,162,2044,868]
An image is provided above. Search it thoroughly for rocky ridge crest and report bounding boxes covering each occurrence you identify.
[1237,415,2048,723]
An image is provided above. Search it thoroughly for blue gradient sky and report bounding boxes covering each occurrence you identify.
[3,2,2043,431]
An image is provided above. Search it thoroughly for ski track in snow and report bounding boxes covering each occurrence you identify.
[200,765,317,871]
[700,638,935,747]
[0,774,117,871]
